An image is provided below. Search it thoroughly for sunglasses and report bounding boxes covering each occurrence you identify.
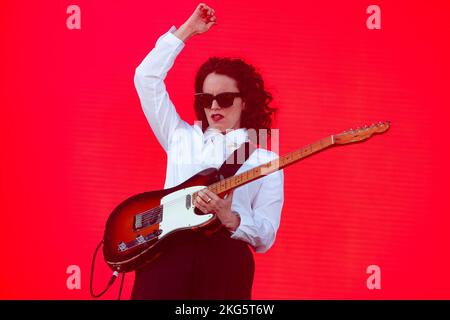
[194,92,242,109]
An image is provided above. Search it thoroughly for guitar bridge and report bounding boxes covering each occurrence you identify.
[117,229,163,252]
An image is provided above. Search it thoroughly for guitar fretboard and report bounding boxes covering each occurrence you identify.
[192,135,335,199]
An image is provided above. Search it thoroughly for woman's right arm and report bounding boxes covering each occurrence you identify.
[134,3,217,151]
[134,26,189,152]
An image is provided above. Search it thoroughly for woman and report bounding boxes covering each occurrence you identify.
[131,3,284,299]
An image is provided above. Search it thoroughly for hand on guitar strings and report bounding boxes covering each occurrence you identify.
[193,188,241,232]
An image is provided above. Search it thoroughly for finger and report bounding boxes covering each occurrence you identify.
[203,189,220,201]
[199,190,218,205]
[193,194,208,210]
[197,206,208,213]
[196,192,217,210]
[193,196,200,207]
[198,190,212,203]
[224,189,234,200]
[199,5,208,16]
[206,13,214,23]
[201,5,210,13]
[205,21,216,28]
[196,194,210,207]
[197,200,214,214]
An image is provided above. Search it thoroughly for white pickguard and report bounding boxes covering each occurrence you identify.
[158,186,214,238]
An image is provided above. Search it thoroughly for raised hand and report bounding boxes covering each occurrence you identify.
[174,3,217,42]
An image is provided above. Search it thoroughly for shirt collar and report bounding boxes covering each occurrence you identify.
[203,127,249,145]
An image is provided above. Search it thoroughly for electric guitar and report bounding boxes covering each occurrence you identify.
[102,121,390,272]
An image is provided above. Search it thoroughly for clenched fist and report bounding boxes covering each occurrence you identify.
[174,3,217,42]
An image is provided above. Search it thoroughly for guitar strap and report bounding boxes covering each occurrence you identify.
[217,141,256,181]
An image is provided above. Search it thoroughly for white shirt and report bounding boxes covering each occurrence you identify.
[134,25,284,253]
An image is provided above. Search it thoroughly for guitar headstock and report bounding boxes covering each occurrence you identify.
[333,121,391,145]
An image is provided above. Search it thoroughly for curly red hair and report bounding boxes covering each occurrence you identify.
[194,57,276,136]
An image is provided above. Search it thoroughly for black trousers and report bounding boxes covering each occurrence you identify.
[131,227,255,300]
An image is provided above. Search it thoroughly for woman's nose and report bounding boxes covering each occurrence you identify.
[210,99,221,109]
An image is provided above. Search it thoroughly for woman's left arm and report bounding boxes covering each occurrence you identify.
[230,170,284,253]
[193,156,284,253]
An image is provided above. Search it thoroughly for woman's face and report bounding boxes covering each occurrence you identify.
[202,72,245,133]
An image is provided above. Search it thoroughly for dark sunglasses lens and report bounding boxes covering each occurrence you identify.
[216,93,237,108]
[195,93,240,108]
[196,95,214,108]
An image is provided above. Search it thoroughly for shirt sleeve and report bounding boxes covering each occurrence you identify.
[230,169,284,253]
[134,25,191,151]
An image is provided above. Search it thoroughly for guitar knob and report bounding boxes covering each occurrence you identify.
[118,242,127,252]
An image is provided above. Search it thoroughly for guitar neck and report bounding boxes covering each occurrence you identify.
[207,135,335,195]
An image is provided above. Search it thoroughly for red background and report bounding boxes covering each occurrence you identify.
[1,0,449,299]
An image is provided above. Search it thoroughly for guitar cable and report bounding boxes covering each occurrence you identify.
[90,239,126,299]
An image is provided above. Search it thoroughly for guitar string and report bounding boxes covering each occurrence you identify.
[137,177,235,226]
[137,146,312,224]
[138,171,250,223]
[137,151,305,224]
[137,173,241,222]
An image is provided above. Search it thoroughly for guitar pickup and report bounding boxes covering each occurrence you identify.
[134,213,163,231]
[186,194,192,209]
